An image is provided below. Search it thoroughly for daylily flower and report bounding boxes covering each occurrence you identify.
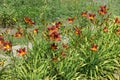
[0,36,4,45]
[103,27,108,32]
[62,43,68,49]
[114,17,120,24]
[81,11,88,17]
[61,51,66,58]
[55,21,62,29]
[14,31,22,38]
[49,31,61,41]
[52,57,57,61]
[88,13,96,20]
[24,17,35,25]
[48,26,58,35]
[98,5,107,15]
[90,44,98,51]
[50,43,57,50]
[68,17,74,23]
[74,27,82,35]
[115,28,120,34]
[32,28,38,34]
[17,47,27,56]
[2,41,12,51]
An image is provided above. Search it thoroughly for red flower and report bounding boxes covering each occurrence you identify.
[88,13,96,20]
[55,21,62,29]
[68,17,74,23]
[115,28,120,34]
[49,31,61,41]
[52,57,57,61]
[74,27,82,35]
[48,26,58,35]
[33,28,38,34]
[103,27,108,32]
[50,43,57,50]
[98,5,107,15]
[0,36,4,45]
[61,52,66,58]
[90,44,98,51]
[14,31,22,38]
[114,18,120,24]
[2,41,12,51]
[81,11,88,17]
[24,17,35,25]
[62,43,68,49]
[17,47,27,56]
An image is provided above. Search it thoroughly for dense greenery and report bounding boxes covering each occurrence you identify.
[0,0,120,80]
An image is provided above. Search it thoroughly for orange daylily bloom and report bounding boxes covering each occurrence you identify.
[81,11,88,17]
[90,44,98,51]
[74,27,82,35]
[48,26,58,35]
[14,31,22,38]
[68,17,74,23]
[61,51,66,58]
[115,28,120,34]
[33,28,38,34]
[2,41,12,51]
[98,5,107,15]
[62,43,68,49]
[24,17,35,25]
[49,31,61,41]
[0,36,4,45]
[52,57,57,61]
[114,18,120,24]
[55,21,62,29]
[50,43,57,50]
[17,47,27,56]
[103,27,108,32]
[88,13,96,20]
[100,5,107,11]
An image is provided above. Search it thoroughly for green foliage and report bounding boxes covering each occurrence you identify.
[0,0,120,80]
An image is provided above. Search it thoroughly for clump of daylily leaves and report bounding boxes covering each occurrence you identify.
[0,5,120,80]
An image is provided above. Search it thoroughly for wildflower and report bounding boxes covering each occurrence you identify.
[55,21,62,29]
[0,36,4,45]
[98,5,107,15]
[81,11,88,17]
[50,43,57,50]
[74,27,82,35]
[114,17,120,24]
[62,43,68,49]
[14,31,22,38]
[48,26,58,35]
[68,17,74,23]
[24,17,35,25]
[32,28,38,34]
[49,31,61,41]
[60,52,66,58]
[103,27,108,32]
[115,28,120,34]
[17,47,27,56]
[88,13,96,20]
[2,41,12,51]
[52,57,57,61]
[90,44,98,51]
